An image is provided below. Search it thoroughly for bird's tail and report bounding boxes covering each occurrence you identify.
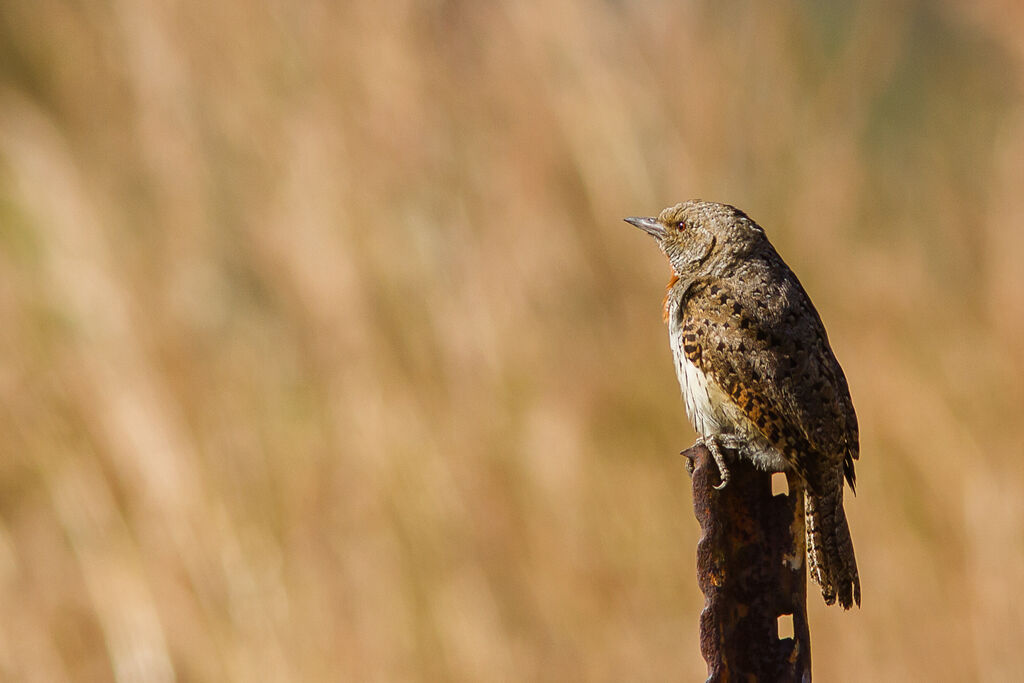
[804,472,860,609]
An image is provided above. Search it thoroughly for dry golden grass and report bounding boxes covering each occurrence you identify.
[1,1,1023,680]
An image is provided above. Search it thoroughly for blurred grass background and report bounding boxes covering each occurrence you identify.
[1,0,1023,680]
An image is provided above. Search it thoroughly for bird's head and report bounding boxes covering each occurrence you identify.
[625,200,765,279]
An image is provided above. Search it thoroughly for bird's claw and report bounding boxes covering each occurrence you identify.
[703,438,731,490]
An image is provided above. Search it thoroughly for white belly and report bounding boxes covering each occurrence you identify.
[679,357,719,436]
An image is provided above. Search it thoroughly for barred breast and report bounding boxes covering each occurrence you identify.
[667,292,788,472]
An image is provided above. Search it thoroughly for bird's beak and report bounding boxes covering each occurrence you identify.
[624,216,665,239]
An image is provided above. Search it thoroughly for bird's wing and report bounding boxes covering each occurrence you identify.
[680,279,858,489]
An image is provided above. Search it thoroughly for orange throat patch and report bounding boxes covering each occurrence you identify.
[662,273,679,323]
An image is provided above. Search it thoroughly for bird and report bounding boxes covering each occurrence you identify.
[625,200,860,609]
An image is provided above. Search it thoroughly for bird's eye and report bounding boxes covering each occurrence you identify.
[675,221,686,230]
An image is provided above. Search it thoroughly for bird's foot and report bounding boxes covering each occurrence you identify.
[705,438,731,490]
[684,436,747,489]
[688,436,733,490]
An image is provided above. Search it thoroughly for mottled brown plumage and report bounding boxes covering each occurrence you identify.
[626,200,860,609]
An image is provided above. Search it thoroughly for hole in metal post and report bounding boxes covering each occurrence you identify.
[771,471,789,496]
[777,613,794,640]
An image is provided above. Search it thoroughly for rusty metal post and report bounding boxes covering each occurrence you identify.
[684,443,811,682]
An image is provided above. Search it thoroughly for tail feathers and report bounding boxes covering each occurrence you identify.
[805,483,860,609]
